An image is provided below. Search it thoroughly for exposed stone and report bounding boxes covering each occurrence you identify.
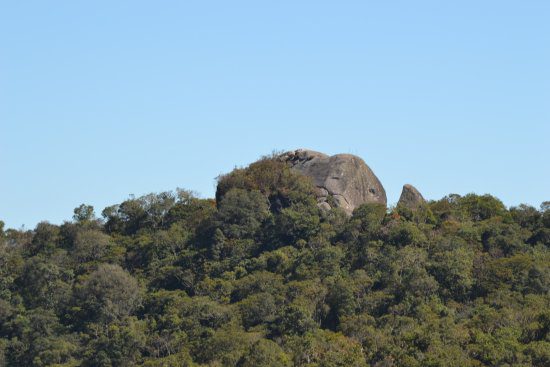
[279,149,387,215]
[397,184,425,208]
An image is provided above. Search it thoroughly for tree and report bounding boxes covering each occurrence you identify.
[458,194,508,222]
[82,317,146,367]
[215,188,270,239]
[350,203,387,236]
[29,222,60,256]
[72,229,112,264]
[286,329,367,367]
[430,240,474,301]
[193,327,254,366]
[17,257,71,311]
[0,220,5,245]
[216,156,318,212]
[239,339,291,367]
[75,264,141,325]
[73,204,95,223]
[238,292,277,329]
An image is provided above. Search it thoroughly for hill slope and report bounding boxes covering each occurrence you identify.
[0,155,549,366]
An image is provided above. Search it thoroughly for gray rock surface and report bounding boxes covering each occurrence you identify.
[397,184,425,208]
[280,149,387,214]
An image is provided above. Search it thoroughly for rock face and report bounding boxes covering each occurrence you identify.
[397,184,425,208]
[280,149,387,215]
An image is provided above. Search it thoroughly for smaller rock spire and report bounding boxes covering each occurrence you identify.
[397,184,425,208]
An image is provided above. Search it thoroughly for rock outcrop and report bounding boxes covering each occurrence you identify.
[279,149,386,215]
[397,184,425,208]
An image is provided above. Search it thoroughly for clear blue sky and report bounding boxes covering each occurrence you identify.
[1,1,549,229]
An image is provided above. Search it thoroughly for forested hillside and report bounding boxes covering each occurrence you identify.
[1,157,549,366]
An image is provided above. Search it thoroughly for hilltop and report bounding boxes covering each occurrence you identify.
[0,151,549,366]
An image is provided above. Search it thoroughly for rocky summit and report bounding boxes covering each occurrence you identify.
[279,149,387,215]
[397,184,425,208]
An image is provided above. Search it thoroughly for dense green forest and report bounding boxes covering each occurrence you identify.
[1,157,549,366]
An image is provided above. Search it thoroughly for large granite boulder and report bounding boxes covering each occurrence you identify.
[397,184,425,208]
[279,149,387,215]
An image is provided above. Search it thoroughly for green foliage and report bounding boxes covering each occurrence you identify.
[286,329,367,367]
[216,157,318,212]
[0,162,548,366]
[73,264,142,325]
[238,292,277,329]
[17,256,72,311]
[351,203,387,234]
[239,339,291,367]
[29,222,61,256]
[215,188,270,240]
[430,240,474,301]
[72,229,112,264]
[82,317,146,367]
[73,204,95,223]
